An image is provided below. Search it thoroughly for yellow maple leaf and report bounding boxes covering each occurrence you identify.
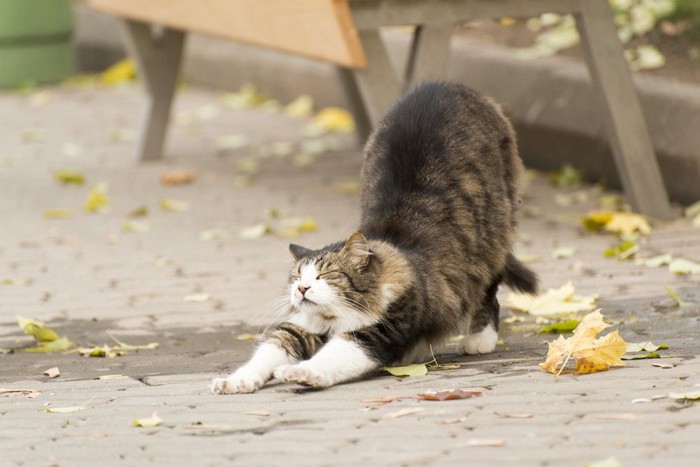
[604,212,651,236]
[540,310,626,375]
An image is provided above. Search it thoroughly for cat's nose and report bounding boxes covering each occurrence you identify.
[298,285,310,295]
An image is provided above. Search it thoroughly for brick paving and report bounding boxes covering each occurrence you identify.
[0,84,699,466]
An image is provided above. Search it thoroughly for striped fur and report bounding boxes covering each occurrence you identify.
[212,82,537,394]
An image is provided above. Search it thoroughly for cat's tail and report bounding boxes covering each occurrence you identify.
[502,253,538,294]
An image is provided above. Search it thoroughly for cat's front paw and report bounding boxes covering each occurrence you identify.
[274,364,330,388]
[211,373,264,394]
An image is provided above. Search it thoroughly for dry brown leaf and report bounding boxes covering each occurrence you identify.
[494,411,533,419]
[160,170,197,185]
[0,388,41,398]
[416,389,482,401]
[381,407,424,419]
[540,310,627,375]
[459,438,506,448]
[43,367,60,379]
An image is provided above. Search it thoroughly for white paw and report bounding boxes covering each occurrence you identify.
[211,372,264,394]
[462,325,498,355]
[274,364,330,388]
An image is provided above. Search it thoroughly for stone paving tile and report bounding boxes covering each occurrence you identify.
[1,84,699,466]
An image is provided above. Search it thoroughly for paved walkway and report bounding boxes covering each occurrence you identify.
[0,84,698,466]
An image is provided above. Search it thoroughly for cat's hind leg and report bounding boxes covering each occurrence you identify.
[460,280,500,355]
[211,322,324,394]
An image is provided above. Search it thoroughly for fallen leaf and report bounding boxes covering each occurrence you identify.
[636,253,673,268]
[550,164,582,187]
[45,406,86,413]
[132,412,162,427]
[506,281,598,316]
[276,218,318,238]
[604,212,651,236]
[94,374,128,380]
[183,293,210,303]
[381,407,424,420]
[284,95,314,118]
[551,246,577,259]
[128,205,148,218]
[361,396,407,405]
[0,388,41,398]
[310,107,354,133]
[235,333,261,341]
[84,183,110,213]
[43,367,60,379]
[494,412,533,419]
[417,389,482,401]
[383,364,428,377]
[43,208,75,219]
[54,170,85,185]
[243,410,271,417]
[122,220,150,233]
[631,398,652,404]
[25,336,73,353]
[668,391,700,401]
[651,362,675,369]
[539,319,581,334]
[539,310,627,375]
[160,170,197,185]
[581,211,614,232]
[159,198,190,212]
[669,258,700,275]
[459,438,506,448]
[626,44,665,71]
[622,352,661,360]
[75,345,127,358]
[515,252,542,263]
[99,58,136,85]
[107,333,159,351]
[238,223,271,239]
[219,83,269,109]
[17,316,60,342]
[665,286,688,308]
[625,341,668,353]
[604,238,638,260]
[199,229,229,241]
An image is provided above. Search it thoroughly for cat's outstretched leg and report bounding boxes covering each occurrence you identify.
[461,280,500,355]
[211,322,324,394]
[274,337,378,388]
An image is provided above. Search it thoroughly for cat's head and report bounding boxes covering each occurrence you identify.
[287,231,379,334]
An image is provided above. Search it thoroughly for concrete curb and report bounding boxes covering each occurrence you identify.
[74,6,700,203]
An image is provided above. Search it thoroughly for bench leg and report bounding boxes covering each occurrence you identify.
[336,67,373,144]
[574,0,673,219]
[350,29,402,126]
[404,25,452,90]
[121,20,185,162]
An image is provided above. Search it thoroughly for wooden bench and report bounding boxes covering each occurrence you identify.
[88,0,673,219]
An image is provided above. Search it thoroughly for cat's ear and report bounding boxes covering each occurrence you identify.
[289,244,313,261]
[343,231,372,267]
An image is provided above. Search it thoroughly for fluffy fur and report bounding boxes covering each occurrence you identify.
[212,81,537,394]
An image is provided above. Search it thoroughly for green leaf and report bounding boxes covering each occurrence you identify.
[383,363,428,377]
[17,316,59,342]
[54,170,85,185]
[625,341,668,352]
[550,164,582,188]
[44,406,86,413]
[25,336,73,353]
[621,351,660,360]
[668,391,700,401]
[132,412,162,427]
[538,319,581,334]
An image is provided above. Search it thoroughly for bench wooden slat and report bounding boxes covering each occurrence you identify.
[88,0,367,68]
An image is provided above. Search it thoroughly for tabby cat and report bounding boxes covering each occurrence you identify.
[212,81,537,394]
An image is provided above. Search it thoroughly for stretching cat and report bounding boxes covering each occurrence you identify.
[212,81,537,394]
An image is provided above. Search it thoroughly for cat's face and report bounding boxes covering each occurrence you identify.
[287,232,378,334]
